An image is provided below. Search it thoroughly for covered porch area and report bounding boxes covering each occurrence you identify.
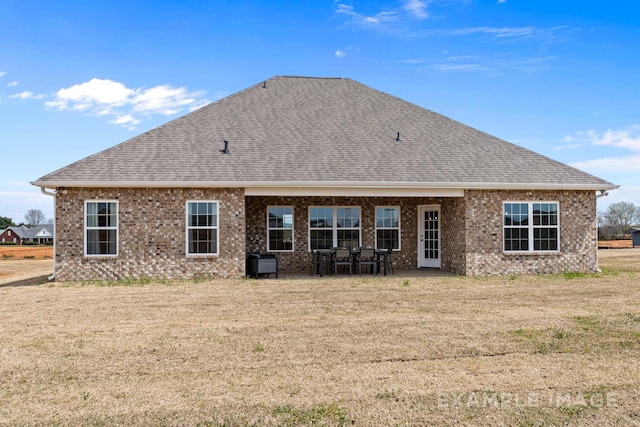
[244,189,467,277]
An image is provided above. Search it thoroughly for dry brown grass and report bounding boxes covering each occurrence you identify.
[0,245,53,260]
[599,240,633,249]
[1,253,640,426]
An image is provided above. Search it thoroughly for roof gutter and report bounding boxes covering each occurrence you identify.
[31,180,620,192]
[39,187,57,281]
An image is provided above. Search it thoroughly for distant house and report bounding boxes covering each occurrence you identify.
[0,227,22,244]
[32,76,617,281]
[0,225,54,245]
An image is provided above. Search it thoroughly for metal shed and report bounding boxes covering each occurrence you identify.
[631,228,640,248]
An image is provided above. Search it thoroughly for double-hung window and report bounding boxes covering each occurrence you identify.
[85,201,118,256]
[375,206,400,250]
[309,207,361,250]
[267,206,293,251]
[186,201,218,255]
[503,202,559,252]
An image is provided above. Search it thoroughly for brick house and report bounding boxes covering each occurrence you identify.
[0,225,53,245]
[32,76,617,281]
[0,227,22,244]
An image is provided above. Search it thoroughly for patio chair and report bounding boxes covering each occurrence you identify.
[309,250,322,275]
[309,249,332,276]
[358,248,376,276]
[334,248,352,276]
[376,247,395,276]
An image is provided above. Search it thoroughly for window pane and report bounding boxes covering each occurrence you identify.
[337,229,359,249]
[189,228,217,254]
[376,229,399,250]
[269,230,293,251]
[86,229,117,255]
[269,207,293,230]
[533,227,558,251]
[336,208,360,228]
[376,207,399,228]
[310,230,333,250]
[310,208,333,228]
[504,227,529,252]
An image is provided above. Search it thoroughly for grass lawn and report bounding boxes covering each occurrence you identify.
[1,251,639,426]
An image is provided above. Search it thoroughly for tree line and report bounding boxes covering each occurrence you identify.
[0,209,52,229]
[598,201,640,240]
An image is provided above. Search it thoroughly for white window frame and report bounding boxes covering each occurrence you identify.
[308,206,361,251]
[503,201,560,253]
[267,206,294,252]
[375,206,401,251]
[84,200,119,257]
[185,200,219,257]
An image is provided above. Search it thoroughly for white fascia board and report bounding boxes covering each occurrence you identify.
[31,180,620,192]
[245,187,464,197]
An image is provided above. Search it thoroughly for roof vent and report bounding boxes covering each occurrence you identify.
[395,132,401,141]
[220,140,230,154]
[262,81,267,88]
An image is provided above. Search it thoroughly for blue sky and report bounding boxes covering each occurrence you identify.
[1,0,639,222]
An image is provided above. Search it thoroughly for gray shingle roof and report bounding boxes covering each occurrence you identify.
[33,76,616,190]
[5,225,53,239]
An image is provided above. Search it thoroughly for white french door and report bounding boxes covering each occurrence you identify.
[418,205,441,268]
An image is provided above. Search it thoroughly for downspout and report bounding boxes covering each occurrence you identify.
[595,190,609,273]
[40,187,57,281]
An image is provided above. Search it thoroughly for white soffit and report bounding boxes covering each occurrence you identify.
[244,187,465,197]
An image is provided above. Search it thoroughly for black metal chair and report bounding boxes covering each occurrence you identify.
[358,248,376,276]
[334,248,352,276]
[309,249,332,277]
[309,250,322,275]
[375,247,395,276]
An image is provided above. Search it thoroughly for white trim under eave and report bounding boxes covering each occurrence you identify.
[246,187,464,197]
[31,180,620,191]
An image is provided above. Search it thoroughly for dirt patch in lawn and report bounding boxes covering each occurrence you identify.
[1,255,639,425]
[598,239,633,249]
[0,245,53,260]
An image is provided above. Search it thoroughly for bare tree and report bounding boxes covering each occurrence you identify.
[24,209,46,226]
[603,202,640,237]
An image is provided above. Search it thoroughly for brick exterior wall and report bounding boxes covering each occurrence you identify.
[464,190,598,276]
[52,188,597,281]
[54,187,246,281]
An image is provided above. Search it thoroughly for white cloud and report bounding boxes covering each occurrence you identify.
[571,155,640,173]
[9,91,46,100]
[403,0,428,19]
[8,80,19,87]
[408,25,572,43]
[46,78,133,110]
[441,26,538,38]
[109,114,141,129]
[399,58,427,64]
[498,0,506,3]
[0,71,6,78]
[0,187,55,222]
[336,3,398,26]
[45,78,210,129]
[598,185,640,211]
[335,50,346,58]
[567,125,640,152]
[131,85,203,116]
[423,53,552,75]
[566,125,640,176]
